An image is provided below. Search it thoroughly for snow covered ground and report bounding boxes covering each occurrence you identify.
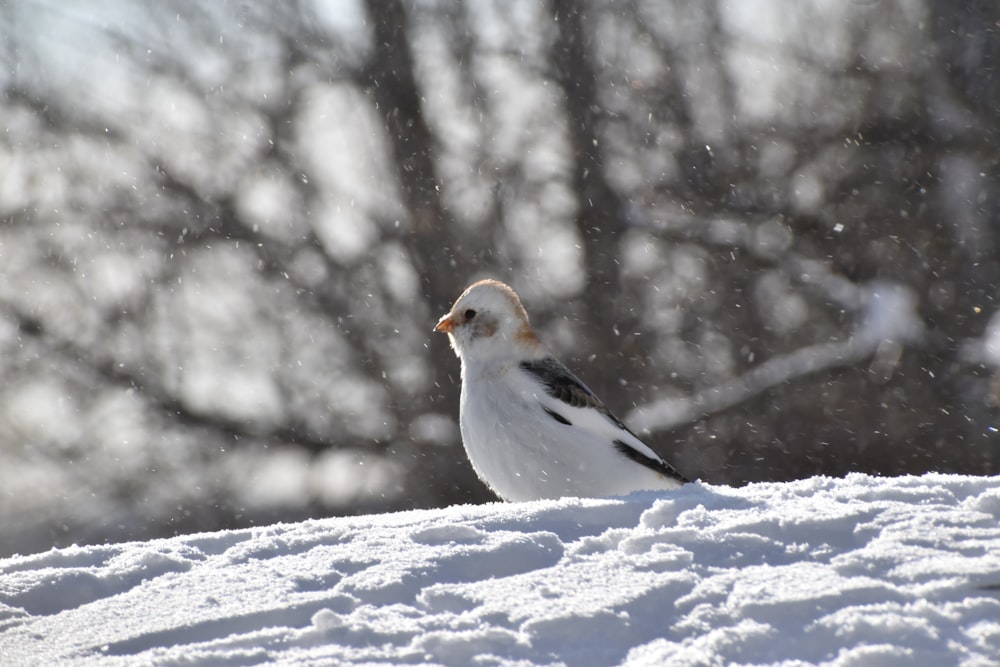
[2,473,999,666]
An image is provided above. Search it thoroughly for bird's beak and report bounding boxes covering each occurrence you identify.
[434,314,455,334]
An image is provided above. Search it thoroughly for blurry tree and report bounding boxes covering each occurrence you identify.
[0,0,997,557]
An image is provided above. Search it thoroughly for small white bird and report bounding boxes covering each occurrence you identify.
[435,279,688,501]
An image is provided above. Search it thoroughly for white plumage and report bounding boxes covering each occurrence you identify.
[435,279,688,501]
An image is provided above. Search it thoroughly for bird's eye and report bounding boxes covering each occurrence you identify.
[464,308,477,320]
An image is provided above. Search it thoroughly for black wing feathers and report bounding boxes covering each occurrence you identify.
[521,357,690,485]
[613,440,690,484]
[519,357,628,431]
[543,407,572,426]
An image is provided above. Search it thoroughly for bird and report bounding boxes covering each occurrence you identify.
[434,279,689,501]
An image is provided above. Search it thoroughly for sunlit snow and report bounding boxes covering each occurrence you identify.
[2,473,998,666]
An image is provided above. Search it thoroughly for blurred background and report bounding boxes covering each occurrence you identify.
[1,0,998,558]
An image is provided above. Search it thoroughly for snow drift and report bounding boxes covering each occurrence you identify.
[2,473,999,666]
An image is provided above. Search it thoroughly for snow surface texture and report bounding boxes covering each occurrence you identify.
[2,474,1000,666]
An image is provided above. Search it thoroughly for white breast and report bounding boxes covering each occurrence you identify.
[458,364,680,501]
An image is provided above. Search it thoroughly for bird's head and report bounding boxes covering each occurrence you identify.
[435,279,542,364]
